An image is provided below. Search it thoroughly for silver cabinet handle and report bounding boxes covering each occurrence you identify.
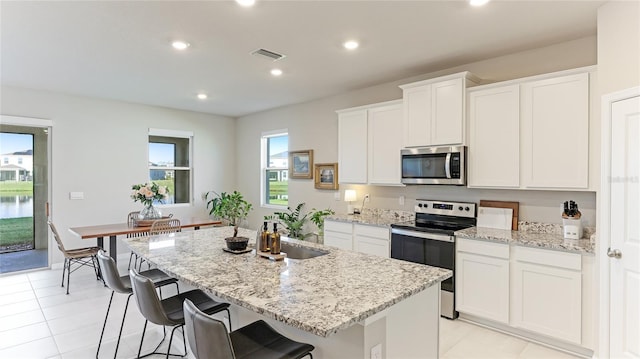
[607,248,622,259]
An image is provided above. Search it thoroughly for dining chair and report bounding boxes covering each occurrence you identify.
[183,299,314,359]
[129,268,231,359]
[96,250,179,359]
[150,218,181,235]
[48,220,101,294]
[127,211,150,270]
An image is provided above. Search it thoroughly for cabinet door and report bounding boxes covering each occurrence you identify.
[431,78,464,145]
[324,231,353,250]
[456,252,509,323]
[468,85,520,188]
[354,235,389,257]
[512,261,582,344]
[368,104,403,185]
[521,73,589,189]
[338,110,368,183]
[403,85,431,147]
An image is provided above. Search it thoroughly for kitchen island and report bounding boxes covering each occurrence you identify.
[125,226,451,358]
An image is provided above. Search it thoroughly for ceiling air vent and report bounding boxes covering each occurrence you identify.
[251,48,286,61]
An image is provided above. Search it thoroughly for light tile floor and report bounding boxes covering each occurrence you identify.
[0,258,584,359]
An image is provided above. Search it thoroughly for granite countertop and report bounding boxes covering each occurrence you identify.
[455,226,595,255]
[325,208,415,228]
[124,226,451,337]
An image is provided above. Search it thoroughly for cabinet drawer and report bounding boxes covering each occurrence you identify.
[514,246,581,271]
[353,224,389,240]
[457,237,509,259]
[324,220,353,234]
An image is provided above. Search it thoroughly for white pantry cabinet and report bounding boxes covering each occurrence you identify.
[337,100,403,185]
[468,85,520,188]
[353,224,390,258]
[323,220,353,251]
[456,238,510,323]
[521,72,589,189]
[512,246,582,345]
[467,67,592,190]
[400,72,479,147]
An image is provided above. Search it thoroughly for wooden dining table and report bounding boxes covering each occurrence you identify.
[68,217,222,263]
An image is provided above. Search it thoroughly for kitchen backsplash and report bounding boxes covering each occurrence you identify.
[358,208,415,221]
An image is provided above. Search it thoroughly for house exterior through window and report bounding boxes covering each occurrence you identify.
[148,128,193,205]
[261,130,288,208]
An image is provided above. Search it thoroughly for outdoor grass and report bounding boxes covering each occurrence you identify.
[0,217,34,248]
[0,181,33,194]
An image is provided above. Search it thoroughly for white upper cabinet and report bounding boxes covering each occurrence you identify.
[337,100,403,186]
[338,109,368,184]
[368,103,403,185]
[468,85,520,188]
[467,67,592,190]
[521,73,589,189]
[401,72,479,147]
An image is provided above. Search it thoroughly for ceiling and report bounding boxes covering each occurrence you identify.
[0,1,604,118]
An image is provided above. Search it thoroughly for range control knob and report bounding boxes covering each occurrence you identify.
[418,203,423,208]
[465,207,470,211]
[458,206,463,211]
[423,203,428,208]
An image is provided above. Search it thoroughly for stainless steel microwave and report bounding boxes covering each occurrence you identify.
[401,146,466,185]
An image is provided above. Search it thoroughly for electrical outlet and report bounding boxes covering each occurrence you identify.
[334,192,341,201]
[371,343,382,359]
[399,195,405,205]
[364,193,370,203]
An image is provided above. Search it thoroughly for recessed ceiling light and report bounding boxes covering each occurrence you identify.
[343,40,359,50]
[197,93,208,100]
[270,69,283,76]
[235,0,255,7]
[469,0,490,6]
[172,41,190,50]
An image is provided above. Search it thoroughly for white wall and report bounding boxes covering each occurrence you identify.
[236,36,598,231]
[1,86,237,264]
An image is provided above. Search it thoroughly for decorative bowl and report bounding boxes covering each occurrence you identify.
[225,237,249,251]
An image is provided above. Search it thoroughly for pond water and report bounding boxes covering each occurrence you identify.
[0,195,33,218]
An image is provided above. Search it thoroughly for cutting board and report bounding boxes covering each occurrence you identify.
[477,207,513,230]
[479,200,519,230]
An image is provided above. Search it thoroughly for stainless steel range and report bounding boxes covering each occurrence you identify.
[390,199,476,319]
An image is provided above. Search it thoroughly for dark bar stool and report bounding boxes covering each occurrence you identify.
[96,250,179,359]
[183,299,314,359]
[129,269,231,359]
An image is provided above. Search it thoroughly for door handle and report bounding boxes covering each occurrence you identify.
[607,248,622,259]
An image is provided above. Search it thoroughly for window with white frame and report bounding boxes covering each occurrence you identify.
[261,130,288,207]
[148,129,193,205]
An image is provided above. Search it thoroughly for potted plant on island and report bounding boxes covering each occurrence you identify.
[206,190,253,250]
[265,202,334,240]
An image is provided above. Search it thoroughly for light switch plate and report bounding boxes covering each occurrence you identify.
[69,192,84,200]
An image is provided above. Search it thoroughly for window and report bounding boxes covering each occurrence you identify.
[2,157,7,164]
[148,129,193,205]
[261,130,288,207]
[17,157,22,164]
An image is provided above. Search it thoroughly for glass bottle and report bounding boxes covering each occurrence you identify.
[270,222,281,254]
[260,221,270,252]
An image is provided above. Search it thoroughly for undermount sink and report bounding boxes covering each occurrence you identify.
[281,242,328,260]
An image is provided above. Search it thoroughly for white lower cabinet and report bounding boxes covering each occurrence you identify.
[324,220,390,257]
[353,224,390,258]
[456,238,587,348]
[456,238,510,323]
[323,220,353,250]
[512,246,582,345]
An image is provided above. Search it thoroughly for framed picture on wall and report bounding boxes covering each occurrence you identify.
[314,163,339,190]
[289,150,314,179]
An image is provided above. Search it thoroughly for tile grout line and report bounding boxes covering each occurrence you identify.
[28,271,62,357]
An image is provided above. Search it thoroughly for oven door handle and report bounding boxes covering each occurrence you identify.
[391,228,454,243]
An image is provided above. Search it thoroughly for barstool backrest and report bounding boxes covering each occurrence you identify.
[129,269,174,326]
[97,250,130,294]
[183,299,236,359]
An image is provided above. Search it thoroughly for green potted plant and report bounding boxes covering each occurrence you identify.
[309,208,335,236]
[206,190,253,248]
[266,202,334,240]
